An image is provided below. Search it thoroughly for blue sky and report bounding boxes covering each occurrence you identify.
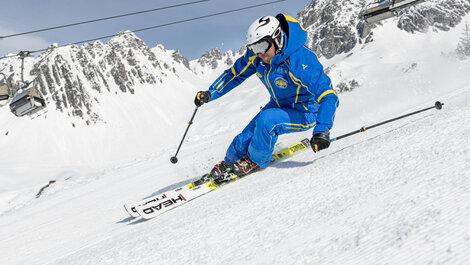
[0,0,312,60]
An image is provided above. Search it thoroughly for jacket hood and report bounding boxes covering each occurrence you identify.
[271,13,308,65]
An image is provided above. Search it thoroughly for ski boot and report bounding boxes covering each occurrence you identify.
[231,155,259,177]
[210,160,230,179]
[189,161,230,188]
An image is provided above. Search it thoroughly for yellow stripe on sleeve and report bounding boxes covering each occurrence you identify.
[216,55,257,92]
[317,89,337,103]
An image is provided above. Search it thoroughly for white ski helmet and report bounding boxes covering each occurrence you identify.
[246,16,284,54]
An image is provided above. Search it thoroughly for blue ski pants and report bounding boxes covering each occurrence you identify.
[224,102,317,168]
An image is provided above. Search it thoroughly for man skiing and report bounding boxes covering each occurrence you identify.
[194,14,339,180]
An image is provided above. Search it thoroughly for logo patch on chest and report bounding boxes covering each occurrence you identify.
[274,77,288,89]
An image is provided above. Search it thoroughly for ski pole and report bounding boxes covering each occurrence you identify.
[170,107,199,164]
[331,101,444,142]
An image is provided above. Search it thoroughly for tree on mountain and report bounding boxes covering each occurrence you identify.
[456,21,470,59]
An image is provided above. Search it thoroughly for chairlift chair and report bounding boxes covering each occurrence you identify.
[361,0,424,24]
[9,82,46,117]
[6,51,47,117]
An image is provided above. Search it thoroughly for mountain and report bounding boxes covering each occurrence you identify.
[0,31,201,171]
[297,0,470,59]
[190,47,245,78]
[0,33,244,125]
[396,0,470,32]
[0,31,197,124]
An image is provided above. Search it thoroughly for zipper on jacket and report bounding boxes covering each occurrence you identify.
[264,64,280,107]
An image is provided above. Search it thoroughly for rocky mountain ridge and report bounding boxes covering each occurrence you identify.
[190,47,245,77]
[297,0,470,59]
[0,31,194,124]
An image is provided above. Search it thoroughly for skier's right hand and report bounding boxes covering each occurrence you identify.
[310,132,330,153]
[194,91,211,107]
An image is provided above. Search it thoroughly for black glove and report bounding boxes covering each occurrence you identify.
[310,132,330,153]
[194,91,211,107]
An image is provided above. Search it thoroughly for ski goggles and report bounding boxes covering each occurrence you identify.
[247,37,273,55]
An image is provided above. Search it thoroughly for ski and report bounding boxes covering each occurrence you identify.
[124,138,311,219]
[135,177,233,219]
[124,193,169,218]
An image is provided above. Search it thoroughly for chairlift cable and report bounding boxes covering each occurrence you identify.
[131,0,286,34]
[0,0,285,60]
[0,0,209,39]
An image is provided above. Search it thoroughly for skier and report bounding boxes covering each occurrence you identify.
[194,14,339,180]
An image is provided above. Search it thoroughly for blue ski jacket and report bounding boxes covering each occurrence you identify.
[207,14,339,134]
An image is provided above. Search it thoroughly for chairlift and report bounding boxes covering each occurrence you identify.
[361,0,424,24]
[6,51,47,117]
[9,81,46,117]
[0,73,9,106]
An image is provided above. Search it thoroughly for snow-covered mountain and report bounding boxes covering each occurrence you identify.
[0,32,206,178]
[1,1,470,263]
[396,0,470,32]
[0,31,198,124]
[190,47,245,78]
[297,0,470,59]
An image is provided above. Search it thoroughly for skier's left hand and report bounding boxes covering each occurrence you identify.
[310,132,330,153]
[194,91,211,107]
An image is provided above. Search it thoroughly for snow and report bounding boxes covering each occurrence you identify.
[1,13,470,265]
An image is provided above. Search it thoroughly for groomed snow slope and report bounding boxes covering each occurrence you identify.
[1,85,468,265]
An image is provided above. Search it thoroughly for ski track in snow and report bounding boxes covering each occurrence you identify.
[0,87,465,265]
